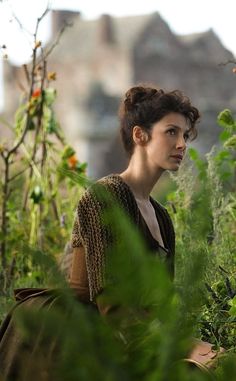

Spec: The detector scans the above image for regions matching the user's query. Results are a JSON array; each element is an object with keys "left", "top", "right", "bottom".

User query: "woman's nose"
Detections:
[{"left": 176, "top": 134, "right": 186, "bottom": 150}]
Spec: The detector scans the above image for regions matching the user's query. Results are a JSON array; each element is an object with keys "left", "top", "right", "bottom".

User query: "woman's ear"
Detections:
[{"left": 133, "top": 126, "right": 149, "bottom": 145}]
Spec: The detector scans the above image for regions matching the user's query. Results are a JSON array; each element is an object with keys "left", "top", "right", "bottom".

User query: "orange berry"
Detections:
[
  {"left": 67, "top": 155, "right": 78, "bottom": 169},
  {"left": 32, "top": 88, "right": 41, "bottom": 98}
]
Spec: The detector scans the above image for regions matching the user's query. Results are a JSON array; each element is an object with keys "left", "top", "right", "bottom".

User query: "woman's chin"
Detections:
[{"left": 168, "top": 163, "right": 182, "bottom": 171}]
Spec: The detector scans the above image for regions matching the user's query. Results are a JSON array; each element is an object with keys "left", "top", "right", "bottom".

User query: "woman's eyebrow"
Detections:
[
  {"left": 166, "top": 124, "right": 189, "bottom": 132},
  {"left": 166, "top": 124, "right": 181, "bottom": 129}
]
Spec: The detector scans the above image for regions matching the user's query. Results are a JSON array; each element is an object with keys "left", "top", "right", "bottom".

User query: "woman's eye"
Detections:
[
  {"left": 167, "top": 129, "right": 176, "bottom": 136},
  {"left": 184, "top": 133, "right": 189, "bottom": 142}
]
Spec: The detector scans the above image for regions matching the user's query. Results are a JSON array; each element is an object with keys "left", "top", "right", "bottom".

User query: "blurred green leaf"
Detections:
[
  {"left": 14, "top": 104, "right": 27, "bottom": 136},
  {"left": 44, "top": 88, "right": 57, "bottom": 106},
  {"left": 217, "top": 109, "right": 235, "bottom": 128},
  {"left": 188, "top": 147, "right": 199, "bottom": 161},
  {"left": 224, "top": 135, "right": 236, "bottom": 149},
  {"left": 229, "top": 296, "right": 236, "bottom": 317},
  {"left": 215, "top": 150, "right": 230, "bottom": 162},
  {"left": 220, "top": 129, "right": 232, "bottom": 143},
  {"left": 61, "top": 145, "right": 76, "bottom": 160}
]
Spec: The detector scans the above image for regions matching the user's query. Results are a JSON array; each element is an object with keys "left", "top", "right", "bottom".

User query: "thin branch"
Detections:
[
  {"left": 6, "top": 187, "right": 14, "bottom": 199},
  {"left": 22, "top": 59, "right": 47, "bottom": 209},
  {"left": 0, "top": 155, "right": 10, "bottom": 268},
  {"left": 40, "top": 21, "right": 73, "bottom": 63},
  {"left": 48, "top": 176, "right": 60, "bottom": 222},
  {"left": 8, "top": 159, "right": 42, "bottom": 182},
  {"left": 219, "top": 265, "right": 230, "bottom": 274},
  {"left": 6, "top": 6, "right": 53, "bottom": 159},
  {"left": 34, "top": 7, "right": 50, "bottom": 41},
  {"left": 7, "top": 15, "right": 42, "bottom": 158},
  {"left": 9, "top": 3, "right": 50, "bottom": 41},
  {"left": 23, "top": 64, "right": 30, "bottom": 85},
  {"left": 40, "top": 60, "right": 47, "bottom": 173},
  {"left": 37, "top": 7, "right": 50, "bottom": 26},
  {"left": 205, "top": 282, "right": 221, "bottom": 304},
  {"left": 54, "top": 127, "right": 66, "bottom": 146},
  {"left": 9, "top": 8, "right": 33, "bottom": 39},
  {"left": 218, "top": 59, "right": 236, "bottom": 67},
  {"left": 225, "top": 277, "right": 236, "bottom": 298}
]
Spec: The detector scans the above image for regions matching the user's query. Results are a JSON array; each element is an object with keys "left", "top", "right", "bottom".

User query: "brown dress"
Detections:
[
  {"left": 0, "top": 174, "right": 175, "bottom": 379},
  {"left": 69, "top": 174, "right": 225, "bottom": 370}
]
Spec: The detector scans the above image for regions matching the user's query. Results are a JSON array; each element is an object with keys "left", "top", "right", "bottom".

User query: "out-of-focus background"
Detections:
[{"left": 1, "top": 0, "right": 236, "bottom": 179}]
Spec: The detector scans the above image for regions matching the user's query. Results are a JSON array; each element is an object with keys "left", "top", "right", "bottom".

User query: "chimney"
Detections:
[
  {"left": 51, "top": 10, "right": 80, "bottom": 37},
  {"left": 99, "top": 14, "right": 115, "bottom": 45}
]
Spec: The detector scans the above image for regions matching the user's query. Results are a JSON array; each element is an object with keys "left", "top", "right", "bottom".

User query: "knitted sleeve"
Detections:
[
  {"left": 71, "top": 213, "right": 83, "bottom": 248},
  {"left": 71, "top": 176, "right": 138, "bottom": 302},
  {"left": 71, "top": 186, "right": 108, "bottom": 301}
]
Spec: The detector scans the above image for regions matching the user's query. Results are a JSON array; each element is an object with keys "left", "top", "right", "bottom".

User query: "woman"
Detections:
[
  {"left": 69, "top": 85, "right": 198, "bottom": 306},
  {"left": 0, "top": 86, "right": 219, "bottom": 379},
  {"left": 69, "top": 85, "right": 224, "bottom": 370}
]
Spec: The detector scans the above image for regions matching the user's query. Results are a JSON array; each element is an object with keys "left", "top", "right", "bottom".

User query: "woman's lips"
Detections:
[{"left": 170, "top": 154, "right": 183, "bottom": 160}]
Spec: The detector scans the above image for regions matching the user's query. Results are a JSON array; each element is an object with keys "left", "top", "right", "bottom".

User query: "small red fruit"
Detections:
[
  {"left": 67, "top": 155, "right": 78, "bottom": 169},
  {"left": 32, "top": 88, "right": 41, "bottom": 98}
]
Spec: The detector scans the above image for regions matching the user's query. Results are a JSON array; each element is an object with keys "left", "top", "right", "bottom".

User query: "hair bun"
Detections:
[{"left": 124, "top": 86, "right": 160, "bottom": 110}]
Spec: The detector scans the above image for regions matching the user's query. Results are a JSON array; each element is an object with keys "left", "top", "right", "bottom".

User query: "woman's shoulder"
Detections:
[
  {"left": 80, "top": 174, "right": 134, "bottom": 205},
  {"left": 78, "top": 174, "right": 138, "bottom": 221},
  {"left": 97, "top": 174, "right": 128, "bottom": 193},
  {"left": 76, "top": 175, "right": 117, "bottom": 202}
]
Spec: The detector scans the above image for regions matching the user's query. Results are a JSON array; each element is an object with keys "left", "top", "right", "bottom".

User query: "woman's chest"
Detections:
[{"left": 135, "top": 200, "right": 164, "bottom": 247}]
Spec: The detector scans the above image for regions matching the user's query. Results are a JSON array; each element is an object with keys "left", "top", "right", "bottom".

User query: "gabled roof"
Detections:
[
  {"left": 179, "top": 28, "right": 234, "bottom": 61},
  {"left": 51, "top": 13, "right": 167, "bottom": 59},
  {"left": 51, "top": 12, "right": 234, "bottom": 64}
]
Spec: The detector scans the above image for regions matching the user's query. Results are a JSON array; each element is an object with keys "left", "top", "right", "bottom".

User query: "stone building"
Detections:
[{"left": 2, "top": 11, "right": 236, "bottom": 178}]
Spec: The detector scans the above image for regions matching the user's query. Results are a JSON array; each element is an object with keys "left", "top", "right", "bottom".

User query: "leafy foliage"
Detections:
[
  {"left": 0, "top": 15, "right": 87, "bottom": 303},
  {"left": 0, "top": 11, "right": 236, "bottom": 379},
  {"left": 167, "top": 108, "right": 236, "bottom": 357}
]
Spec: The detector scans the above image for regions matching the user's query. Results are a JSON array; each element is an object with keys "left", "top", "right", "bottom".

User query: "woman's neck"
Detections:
[{"left": 120, "top": 153, "right": 164, "bottom": 201}]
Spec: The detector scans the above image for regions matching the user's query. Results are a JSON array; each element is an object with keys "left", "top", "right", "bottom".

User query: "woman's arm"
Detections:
[
  {"left": 69, "top": 247, "right": 90, "bottom": 303},
  {"left": 69, "top": 245, "right": 120, "bottom": 315}
]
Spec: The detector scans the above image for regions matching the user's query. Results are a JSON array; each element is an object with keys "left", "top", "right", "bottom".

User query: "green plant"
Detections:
[
  {"left": 166, "top": 108, "right": 236, "bottom": 356},
  {"left": 0, "top": 6, "right": 236, "bottom": 378},
  {"left": 0, "top": 8, "right": 87, "bottom": 298}
]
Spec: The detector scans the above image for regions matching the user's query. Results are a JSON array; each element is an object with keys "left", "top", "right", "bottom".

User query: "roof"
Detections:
[
  {"left": 50, "top": 12, "right": 234, "bottom": 64},
  {"left": 51, "top": 13, "right": 164, "bottom": 59},
  {"left": 179, "top": 28, "right": 234, "bottom": 61}
]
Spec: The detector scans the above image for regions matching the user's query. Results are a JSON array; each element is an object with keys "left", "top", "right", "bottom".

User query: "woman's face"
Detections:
[{"left": 144, "top": 112, "right": 190, "bottom": 172}]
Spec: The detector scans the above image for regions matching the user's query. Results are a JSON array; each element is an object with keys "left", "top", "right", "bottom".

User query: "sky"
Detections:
[{"left": 0, "top": 0, "right": 236, "bottom": 108}]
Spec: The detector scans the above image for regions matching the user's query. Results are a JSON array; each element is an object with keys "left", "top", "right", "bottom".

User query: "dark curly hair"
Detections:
[{"left": 119, "top": 85, "right": 200, "bottom": 156}]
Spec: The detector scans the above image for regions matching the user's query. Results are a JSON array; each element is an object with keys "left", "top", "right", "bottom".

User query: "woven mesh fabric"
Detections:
[{"left": 71, "top": 174, "right": 175, "bottom": 301}]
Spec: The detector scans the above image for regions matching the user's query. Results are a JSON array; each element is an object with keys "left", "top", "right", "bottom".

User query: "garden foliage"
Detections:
[
  {"left": 0, "top": 10, "right": 236, "bottom": 381},
  {"left": 0, "top": 11, "right": 87, "bottom": 310}
]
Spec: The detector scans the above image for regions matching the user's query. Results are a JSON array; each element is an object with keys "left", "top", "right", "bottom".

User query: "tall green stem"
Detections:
[{"left": 1, "top": 155, "right": 10, "bottom": 273}]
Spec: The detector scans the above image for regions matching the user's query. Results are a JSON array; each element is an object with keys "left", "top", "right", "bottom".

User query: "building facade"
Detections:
[{"left": 2, "top": 11, "right": 236, "bottom": 178}]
